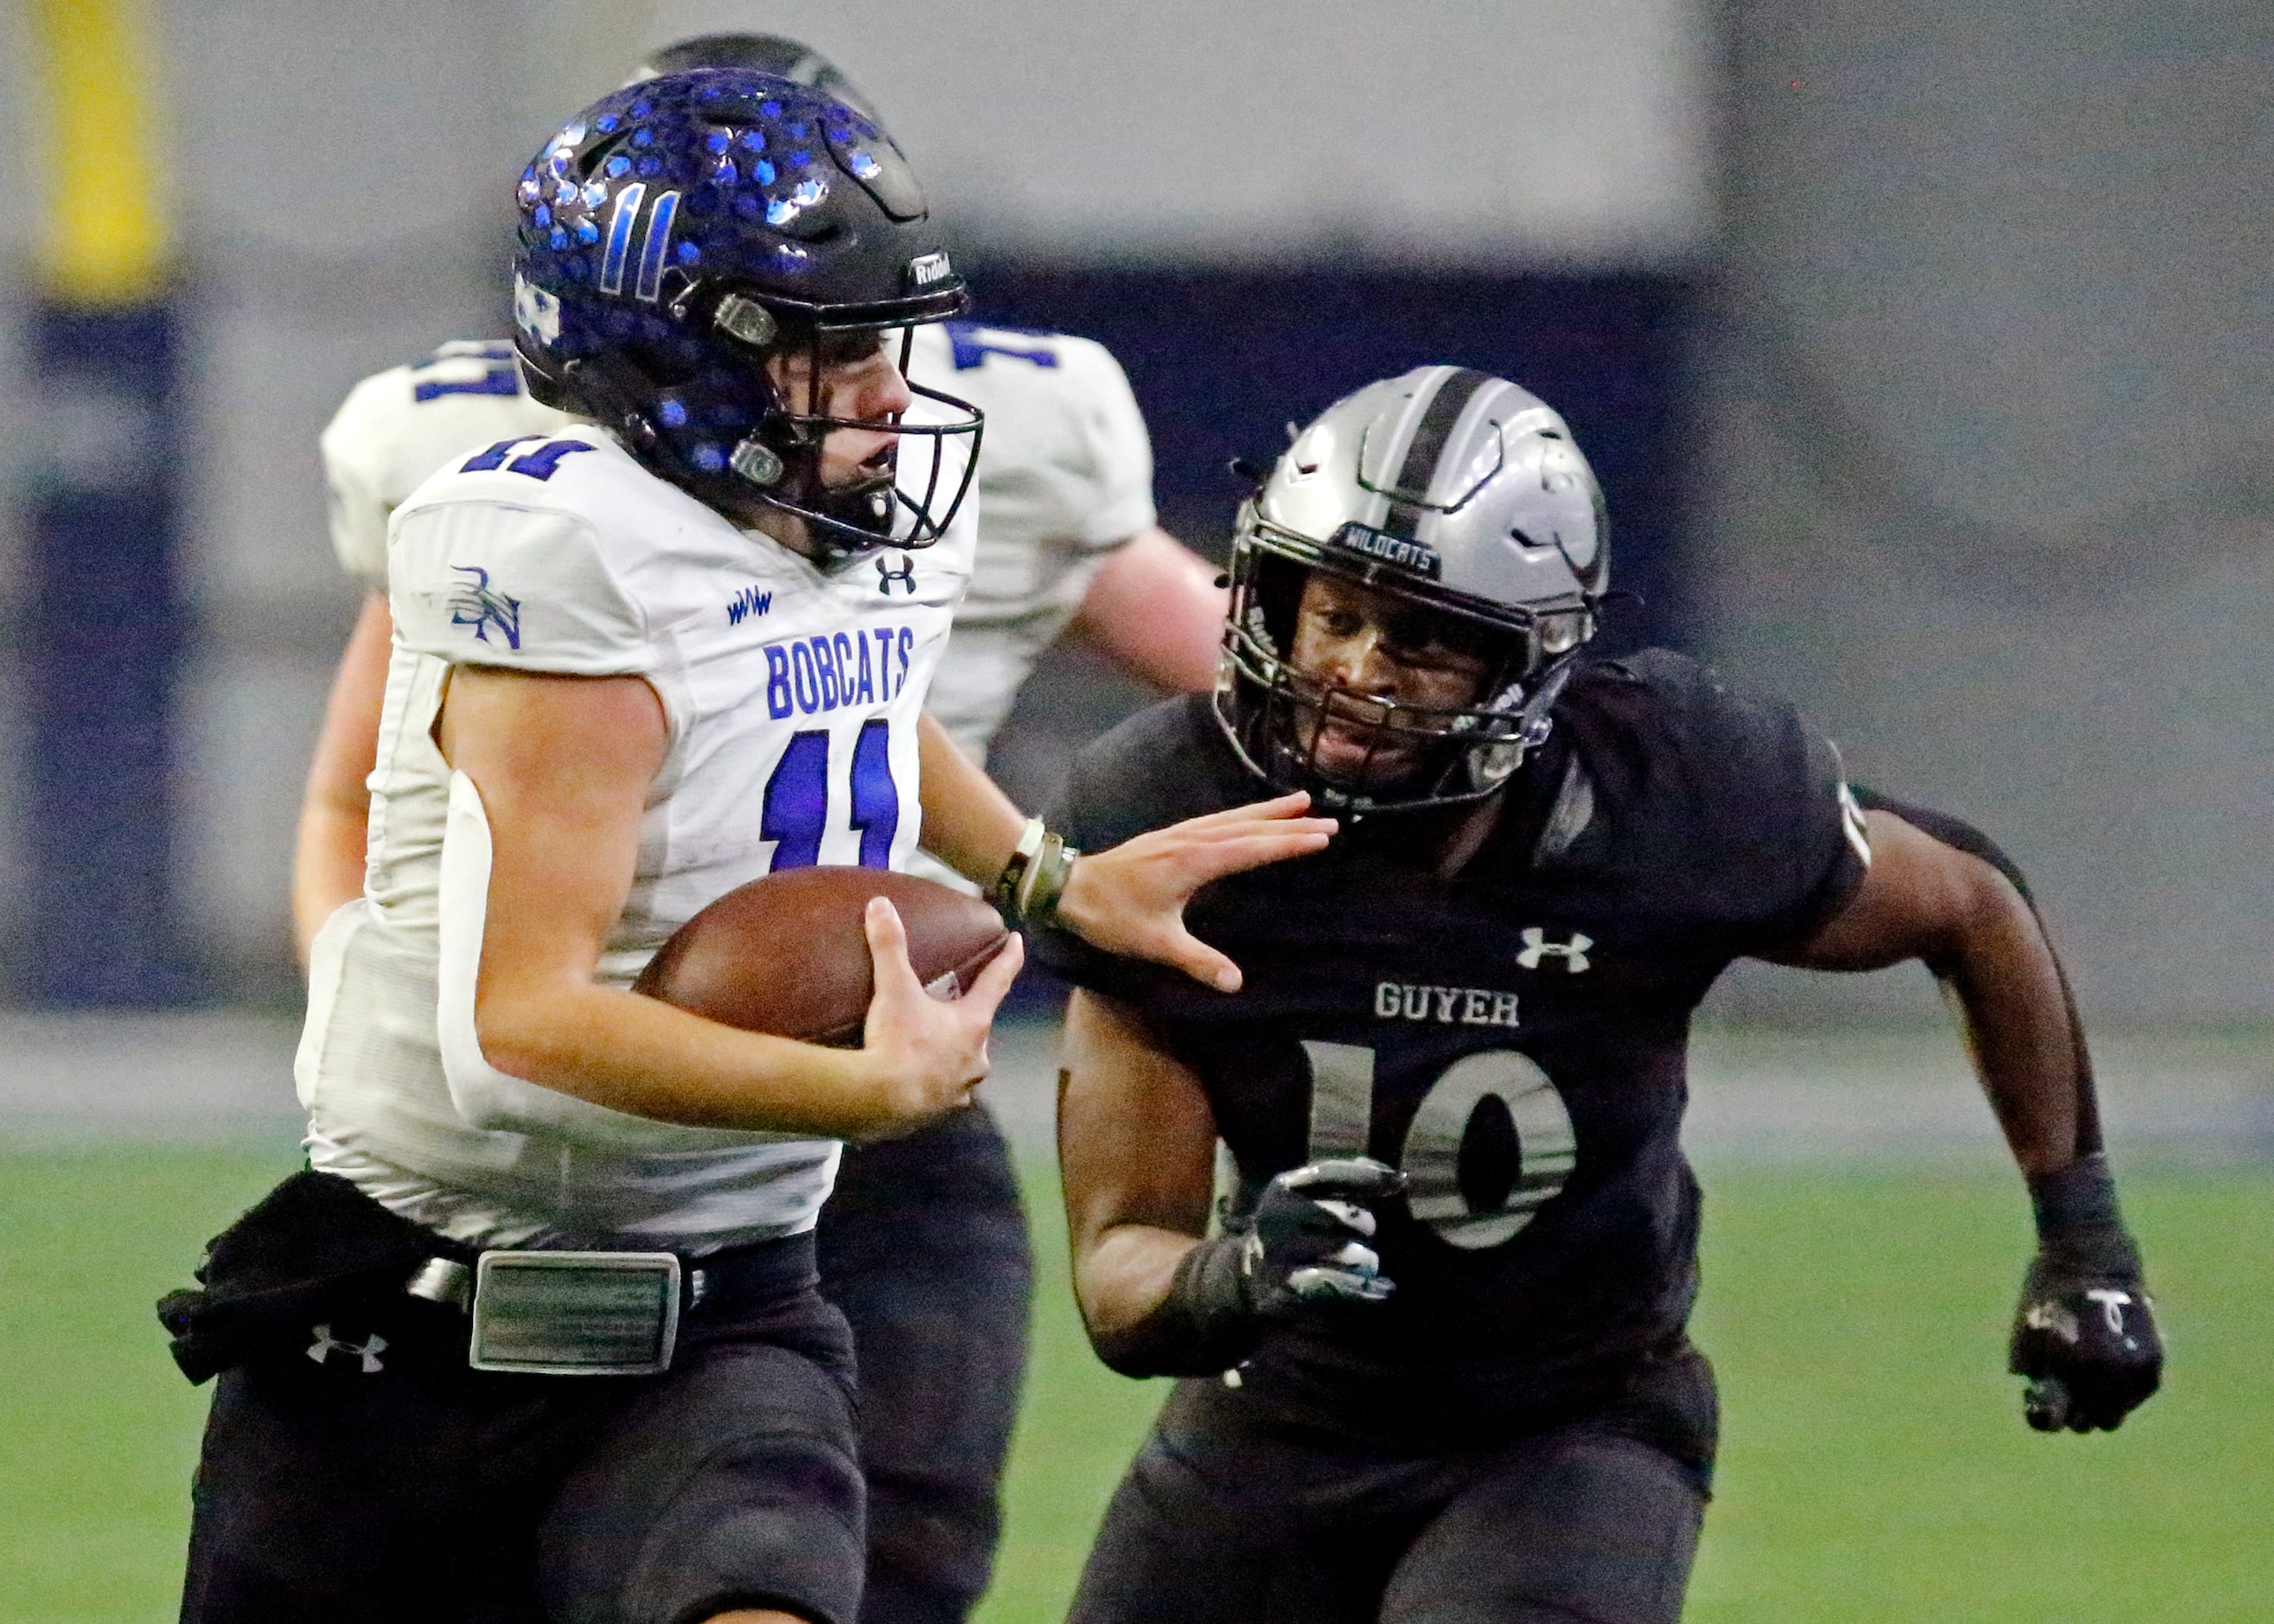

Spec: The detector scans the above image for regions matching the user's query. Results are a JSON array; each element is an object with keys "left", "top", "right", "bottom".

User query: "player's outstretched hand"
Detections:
[
  {"left": 855, "top": 896, "right": 1023, "bottom": 1139},
  {"left": 1054, "top": 791, "right": 1337, "bottom": 992},
  {"left": 1240, "top": 1157, "right": 1406, "bottom": 1315},
  {"left": 2009, "top": 1247, "right": 2163, "bottom": 1433}
]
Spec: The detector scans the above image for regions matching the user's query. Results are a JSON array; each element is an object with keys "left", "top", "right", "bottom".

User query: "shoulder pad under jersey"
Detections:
[{"left": 321, "top": 340, "right": 575, "bottom": 587}]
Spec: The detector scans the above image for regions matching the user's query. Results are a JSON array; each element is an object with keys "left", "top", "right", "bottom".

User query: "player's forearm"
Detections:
[
  {"left": 291, "top": 800, "right": 370, "bottom": 965},
  {"left": 1074, "top": 527, "right": 1227, "bottom": 694},
  {"left": 292, "top": 590, "right": 394, "bottom": 967},
  {"left": 1076, "top": 1224, "right": 1205, "bottom": 1358},
  {"left": 1928, "top": 875, "right": 2084, "bottom": 1176},
  {"left": 1782, "top": 809, "right": 2086, "bottom": 1174},
  {"left": 915, "top": 709, "right": 1026, "bottom": 886},
  {"left": 474, "top": 977, "right": 918, "bottom": 1139},
  {"left": 1060, "top": 989, "right": 1249, "bottom": 1373}
]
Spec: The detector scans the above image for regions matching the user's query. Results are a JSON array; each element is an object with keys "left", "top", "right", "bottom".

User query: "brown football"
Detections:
[{"left": 632, "top": 866, "right": 1011, "bottom": 1046}]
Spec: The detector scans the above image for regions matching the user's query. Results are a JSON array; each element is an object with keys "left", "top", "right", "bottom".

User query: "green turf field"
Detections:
[{"left": 3, "top": 1145, "right": 2267, "bottom": 1623}]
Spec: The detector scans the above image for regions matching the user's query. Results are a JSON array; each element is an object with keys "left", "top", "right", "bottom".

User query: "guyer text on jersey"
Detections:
[{"left": 1376, "top": 982, "right": 1521, "bottom": 1029}]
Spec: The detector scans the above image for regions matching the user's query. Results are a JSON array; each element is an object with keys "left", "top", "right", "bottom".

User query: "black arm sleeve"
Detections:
[{"left": 1850, "top": 786, "right": 2103, "bottom": 1158}]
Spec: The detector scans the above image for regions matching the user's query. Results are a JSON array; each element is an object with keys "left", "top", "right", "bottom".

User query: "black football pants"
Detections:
[
  {"left": 1070, "top": 1365, "right": 1708, "bottom": 1624},
  {"left": 179, "top": 1272, "right": 866, "bottom": 1624},
  {"left": 816, "top": 1107, "right": 1033, "bottom": 1624}
]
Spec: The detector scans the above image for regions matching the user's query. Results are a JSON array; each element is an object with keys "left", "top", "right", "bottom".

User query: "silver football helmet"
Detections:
[{"left": 1214, "top": 366, "right": 1608, "bottom": 812}]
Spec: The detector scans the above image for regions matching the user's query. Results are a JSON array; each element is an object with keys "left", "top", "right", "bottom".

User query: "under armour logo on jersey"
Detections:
[
  {"left": 448, "top": 565, "right": 522, "bottom": 649},
  {"left": 597, "top": 183, "right": 682, "bottom": 302},
  {"left": 307, "top": 1324, "right": 387, "bottom": 1373},
  {"left": 875, "top": 555, "right": 917, "bottom": 595},
  {"left": 1517, "top": 928, "right": 1593, "bottom": 972}
]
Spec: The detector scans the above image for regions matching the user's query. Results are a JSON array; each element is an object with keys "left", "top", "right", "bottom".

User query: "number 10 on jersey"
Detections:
[
  {"left": 762, "top": 719, "right": 899, "bottom": 872},
  {"left": 1304, "top": 1039, "right": 1577, "bottom": 1250}
]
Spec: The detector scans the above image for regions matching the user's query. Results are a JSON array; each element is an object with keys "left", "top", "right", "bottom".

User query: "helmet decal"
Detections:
[{"left": 512, "top": 272, "right": 560, "bottom": 344}]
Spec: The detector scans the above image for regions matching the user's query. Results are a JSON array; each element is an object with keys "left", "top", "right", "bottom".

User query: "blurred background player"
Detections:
[
  {"left": 171, "top": 67, "right": 1328, "bottom": 1624},
  {"left": 1040, "top": 368, "right": 2162, "bottom": 1624},
  {"left": 293, "top": 32, "right": 1225, "bottom": 1624}
]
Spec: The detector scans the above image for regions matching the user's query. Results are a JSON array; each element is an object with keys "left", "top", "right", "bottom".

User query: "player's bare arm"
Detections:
[
  {"left": 1765, "top": 804, "right": 2160, "bottom": 1432},
  {"left": 1061, "top": 987, "right": 1401, "bottom": 1377},
  {"left": 1072, "top": 525, "right": 1229, "bottom": 694},
  {"left": 291, "top": 588, "right": 393, "bottom": 963},
  {"left": 443, "top": 665, "right": 1019, "bottom": 1141},
  {"left": 1058, "top": 988, "right": 1220, "bottom": 1358},
  {"left": 913, "top": 708, "right": 1337, "bottom": 993},
  {"left": 1766, "top": 808, "right": 2080, "bottom": 1172}
]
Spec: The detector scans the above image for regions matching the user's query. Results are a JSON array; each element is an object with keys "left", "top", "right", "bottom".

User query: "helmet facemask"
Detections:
[
  {"left": 1215, "top": 515, "right": 1591, "bottom": 814},
  {"left": 699, "top": 295, "right": 981, "bottom": 559}
]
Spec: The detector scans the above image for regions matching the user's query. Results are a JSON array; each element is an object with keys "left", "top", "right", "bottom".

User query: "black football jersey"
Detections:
[{"left": 1035, "top": 649, "right": 1868, "bottom": 1442}]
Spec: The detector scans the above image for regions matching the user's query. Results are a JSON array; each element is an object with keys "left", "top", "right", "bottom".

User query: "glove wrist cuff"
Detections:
[
  {"left": 2025, "top": 1153, "right": 2123, "bottom": 1243},
  {"left": 1095, "top": 1235, "right": 1262, "bottom": 1379}
]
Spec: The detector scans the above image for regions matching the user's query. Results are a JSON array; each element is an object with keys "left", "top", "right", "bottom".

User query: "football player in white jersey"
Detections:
[
  {"left": 168, "top": 69, "right": 1325, "bottom": 1624},
  {"left": 297, "top": 36, "right": 1223, "bottom": 955},
  {"left": 291, "top": 34, "right": 1228, "bottom": 1624}
]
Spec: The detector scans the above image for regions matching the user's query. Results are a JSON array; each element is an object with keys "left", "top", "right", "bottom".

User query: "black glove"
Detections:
[
  {"left": 2009, "top": 1154, "right": 2162, "bottom": 1433},
  {"left": 1236, "top": 1157, "right": 1406, "bottom": 1315},
  {"left": 1097, "top": 1157, "right": 1404, "bottom": 1378}
]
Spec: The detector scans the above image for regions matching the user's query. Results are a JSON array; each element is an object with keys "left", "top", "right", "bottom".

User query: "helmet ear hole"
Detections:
[{"left": 714, "top": 294, "right": 778, "bottom": 348}]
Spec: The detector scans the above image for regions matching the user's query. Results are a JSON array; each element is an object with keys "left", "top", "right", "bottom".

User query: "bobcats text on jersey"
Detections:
[{"left": 298, "top": 425, "right": 975, "bottom": 1254}]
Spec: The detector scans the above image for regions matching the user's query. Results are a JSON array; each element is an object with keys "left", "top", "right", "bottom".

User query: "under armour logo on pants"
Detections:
[{"left": 307, "top": 1324, "right": 387, "bottom": 1373}]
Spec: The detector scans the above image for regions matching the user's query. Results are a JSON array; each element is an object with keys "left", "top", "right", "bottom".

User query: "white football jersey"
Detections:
[
  {"left": 321, "top": 323, "right": 1157, "bottom": 761},
  {"left": 320, "top": 342, "right": 574, "bottom": 586},
  {"left": 298, "top": 424, "right": 976, "bottom": 1251},
  {"left": 901, "top": 321, "right": 1157, "bottom": 760}
]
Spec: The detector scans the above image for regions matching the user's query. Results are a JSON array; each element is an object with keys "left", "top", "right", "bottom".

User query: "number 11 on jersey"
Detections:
[{"left": 761, "top": 719, "right": 899, "bottom": 872}]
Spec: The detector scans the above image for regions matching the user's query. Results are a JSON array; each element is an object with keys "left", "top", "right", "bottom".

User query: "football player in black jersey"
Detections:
[{"left": 1033, "top": 368, "right": 2162, "bottom": 1624}]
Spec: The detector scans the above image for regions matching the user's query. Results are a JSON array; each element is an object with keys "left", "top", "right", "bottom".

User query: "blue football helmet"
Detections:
[
  {"left": 632, "top": 32, "right": 873, "bottom": 116},
  {"left": 510, "top": 69, "right": 980, "bottom": 555}
]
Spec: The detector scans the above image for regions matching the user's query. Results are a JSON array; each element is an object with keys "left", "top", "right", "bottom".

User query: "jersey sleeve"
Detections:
[
  {"left": 388, "top": 496, "right": 655, "bottom": 677},
  {"left": 1052, "top": 336, "right": 1159, "bottom": 551},
  {"left": 319, "top": 348, "right": 578, "bottom": 591},
  {"left": 318, "top": 369, "right": 408, "bottom": 589},
  {"left": 1029, "top": 698, "right": 1230, "bottom": 1007},
  {"left": 1580, "top": 649, "right": 1869, "bottom": 956}
]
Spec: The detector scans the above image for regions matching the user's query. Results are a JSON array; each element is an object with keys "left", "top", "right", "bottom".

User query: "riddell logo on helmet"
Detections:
[{"left": 908, "top": 252, "right": 952, "bottom": 287}]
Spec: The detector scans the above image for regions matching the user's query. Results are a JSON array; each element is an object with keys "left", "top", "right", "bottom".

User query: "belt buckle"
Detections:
[{"left": 467, "top": 1250, "right": 680, "bottom": 1376}]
